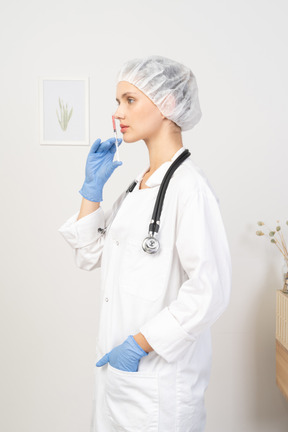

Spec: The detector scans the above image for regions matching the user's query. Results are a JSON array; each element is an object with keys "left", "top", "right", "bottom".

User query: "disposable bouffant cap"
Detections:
[{"left": 115, "top": 55, "right": 202, "bottom": 131}]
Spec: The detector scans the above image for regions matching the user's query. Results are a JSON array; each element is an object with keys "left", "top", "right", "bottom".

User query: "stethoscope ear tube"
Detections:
[
  {"left": 126, "top": 180, "right": 138, "bottom": 193},
  {"left": 149, "top": 149, "right": 191, "bottom": 235}
]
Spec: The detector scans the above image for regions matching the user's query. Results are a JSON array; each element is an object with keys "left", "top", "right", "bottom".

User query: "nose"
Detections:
[{"left": 113, "top": 105, "right": 124, "bottom": 120}]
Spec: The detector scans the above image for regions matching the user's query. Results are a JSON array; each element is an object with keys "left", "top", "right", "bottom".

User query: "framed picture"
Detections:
[{"left": 39, "top": 77, "right": 89, "bottom": 145}]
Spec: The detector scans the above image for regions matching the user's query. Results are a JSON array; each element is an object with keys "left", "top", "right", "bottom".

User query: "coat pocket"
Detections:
[
  {"left": 105, "top": 363, "right": 159, "bottom": 431},
  {"left": 119, "top": 238, "right": 172, "bottom": 301}
]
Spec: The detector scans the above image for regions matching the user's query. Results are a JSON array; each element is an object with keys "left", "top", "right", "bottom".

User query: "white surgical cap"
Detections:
[{"left": 115, "top": 55, "right": 202, "bottom": 131}]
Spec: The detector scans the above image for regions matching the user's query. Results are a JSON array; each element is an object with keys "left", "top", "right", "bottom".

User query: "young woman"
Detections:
[{"left": 58, "top": 55, "right": 232, "bottom": 432}]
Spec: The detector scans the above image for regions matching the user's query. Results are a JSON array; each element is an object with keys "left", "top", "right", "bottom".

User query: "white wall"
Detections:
[{"left": 1, "top": 0, "right": 288, "bottom": 431}]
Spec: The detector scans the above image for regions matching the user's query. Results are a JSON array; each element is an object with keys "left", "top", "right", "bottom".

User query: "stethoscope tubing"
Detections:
[{"left": 149, "top": 149, "right": 191, "bottom": 235}]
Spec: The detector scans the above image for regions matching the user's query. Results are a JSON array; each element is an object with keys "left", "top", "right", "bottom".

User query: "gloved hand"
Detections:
[
  {"left": 79, "top": 137, "right": 123, "bottom": 202},
  {"left": 96, "top": 335, "right": 148, "bottom": 372}
]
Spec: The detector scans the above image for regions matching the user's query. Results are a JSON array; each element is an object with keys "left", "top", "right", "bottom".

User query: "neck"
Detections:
[{"left": 144, "top": 125, "right": 184, "bottom": 173}]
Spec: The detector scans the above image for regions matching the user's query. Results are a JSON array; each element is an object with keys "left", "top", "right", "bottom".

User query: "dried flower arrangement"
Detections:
[{"left": 256, "top": 220, "right": 288, "bottom": 292}]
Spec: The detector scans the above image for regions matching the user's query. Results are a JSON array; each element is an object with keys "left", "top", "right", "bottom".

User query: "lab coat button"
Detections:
[
  {"left": 105, "top": 297, "right": 109, "bottom": 302},
  {"left": 115, "top": 240, "right": 119, "bottom": 246}
]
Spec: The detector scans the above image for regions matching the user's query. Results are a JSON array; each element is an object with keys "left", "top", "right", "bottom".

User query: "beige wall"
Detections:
[{"left": 1, "top": 0, "right": 288, "bottom": 430}]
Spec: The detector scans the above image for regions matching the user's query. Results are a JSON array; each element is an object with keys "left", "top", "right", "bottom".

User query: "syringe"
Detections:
[{"left": 112, "top": 115, "right": 120, "bottom": 162}]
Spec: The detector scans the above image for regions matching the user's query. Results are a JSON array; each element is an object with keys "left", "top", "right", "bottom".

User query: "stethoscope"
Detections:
[
  {"left": 127, "top": 148, "right": 191, "bottom": 254},
  {"left": 98, "top": 149, "right": 191, "bottom": 254}
]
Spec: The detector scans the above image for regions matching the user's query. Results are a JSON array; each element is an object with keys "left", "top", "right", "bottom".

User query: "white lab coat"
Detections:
[{"left": 58, "top": 147, "right": 232, "bottom": 432}]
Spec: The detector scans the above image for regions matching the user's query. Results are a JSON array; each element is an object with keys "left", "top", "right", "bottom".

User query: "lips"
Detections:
[{"left": 120, "top": 125, "right": 129, "bottom": 132}]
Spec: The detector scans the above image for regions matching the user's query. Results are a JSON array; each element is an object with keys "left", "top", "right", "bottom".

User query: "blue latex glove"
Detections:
[
  {"left": 96, "top": 335, "right": 148, "bottom": 372},
  {"left": 79, "top": 137, "right": 123, "bottom": 202}
]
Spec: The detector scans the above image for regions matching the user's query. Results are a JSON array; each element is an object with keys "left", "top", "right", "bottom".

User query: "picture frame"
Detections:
[{"left": 39, "top": 77, "right": 89, "bottom": 145}]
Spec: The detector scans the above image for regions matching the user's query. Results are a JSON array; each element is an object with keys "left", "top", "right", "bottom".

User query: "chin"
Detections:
[{"left": 122, "top": 133, "right": 141, "bottom": 143}]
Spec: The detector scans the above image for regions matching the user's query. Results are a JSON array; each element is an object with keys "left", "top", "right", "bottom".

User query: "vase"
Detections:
[{"left": 282, "top": 259, "right": 288, "bottom": 293}]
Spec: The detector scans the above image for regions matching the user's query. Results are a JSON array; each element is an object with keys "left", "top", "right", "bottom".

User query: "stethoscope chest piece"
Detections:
[{"left": 142, "top": 236, "right": 160, "bottom": 254}]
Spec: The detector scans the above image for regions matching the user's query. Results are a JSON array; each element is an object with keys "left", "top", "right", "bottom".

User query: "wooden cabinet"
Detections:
[{"left": 276, "top": 290, "right": 288, "bottom": 400}]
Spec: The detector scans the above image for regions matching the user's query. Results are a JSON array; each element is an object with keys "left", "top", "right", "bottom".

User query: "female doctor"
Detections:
[{"left": 58, "top": 55, "right": 232, "bottom": 432}]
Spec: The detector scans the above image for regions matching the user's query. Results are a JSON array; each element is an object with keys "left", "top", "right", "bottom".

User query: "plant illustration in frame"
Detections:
[
  {"left": 56, "top": 97, "right": 73, "bottom": 131},
  {"left": 39, "top": 77, "right": 89, "bottom": 145}
]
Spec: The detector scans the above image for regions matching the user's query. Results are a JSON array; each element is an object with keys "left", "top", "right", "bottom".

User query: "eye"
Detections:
[{"left": 115, "top": 97, "right": 135, "bottom": 106}]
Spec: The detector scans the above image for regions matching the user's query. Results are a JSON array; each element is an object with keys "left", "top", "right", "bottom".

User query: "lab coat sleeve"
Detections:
[
  {"left": 139, "top": 186, "right": 232, "bottom": 363},
  {"left": 58, "top": 190, "right": 127, "bottom": 271}
]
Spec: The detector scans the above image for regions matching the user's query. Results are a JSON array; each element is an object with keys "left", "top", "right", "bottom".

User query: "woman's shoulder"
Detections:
[{"left": 171, "top": 158, "right": 220, "bottom": 204}]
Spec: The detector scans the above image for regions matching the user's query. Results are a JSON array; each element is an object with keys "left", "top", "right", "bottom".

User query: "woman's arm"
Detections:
[
  {"left": 58, "top": 189, "right": 128, "bottom": 271},
  {"left": 77, "top": 197, "right": 100, "bottom": 220},
  {"left": 133, "top": 333, "right": 154, "bottom": 353}
]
